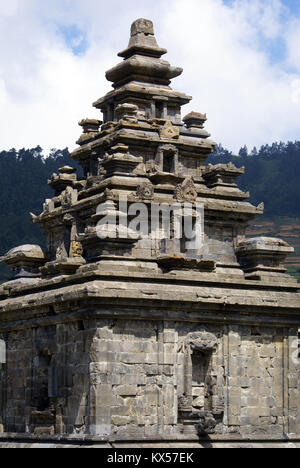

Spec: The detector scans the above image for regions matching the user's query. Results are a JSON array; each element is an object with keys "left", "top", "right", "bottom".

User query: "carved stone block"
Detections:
[
  {"left": 136, "top": 183, "right": 154, "bottom": 200},
  {"left": 174, "top": 178, "right": 197, "bottom": 201}
]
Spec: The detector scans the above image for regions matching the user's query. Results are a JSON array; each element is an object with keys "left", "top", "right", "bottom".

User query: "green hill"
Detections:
[
  {"left": 207, "top": 141, "right": 300, "bottom": 217},
  {"left": 208, "top": 141, "right": 300, "bottom": 281},
  {"left": 0, "top": 147, "right": 80, "bottom": 282}
]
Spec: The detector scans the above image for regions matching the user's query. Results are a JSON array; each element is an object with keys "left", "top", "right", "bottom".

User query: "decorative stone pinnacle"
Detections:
[
  {"left": 115, "top": 103, "right": 138, "bottom": 123},
  {"left": 117, "top": 18, "right": 167, "bottom": 60},
  {"left": 79, "top": 118, "right": 102, "bottom": 134},
  {"left": 130, "top": 18, "right": 154, "bottom": 37},
  {"left": 59, "top": 166, "right": 76, "bottom": 174},
  {"left": 48, "top": 166, "right": 77, "bottom": 195},
  {"left": 0, "top": 245, "right": 45, "bottom": 280},
  {"left": 183, "top": 112, "right": 207, "bottom": 129}
]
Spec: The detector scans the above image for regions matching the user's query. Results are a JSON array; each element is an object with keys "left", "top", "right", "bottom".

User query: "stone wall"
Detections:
[
  {"left": 225, "top": 326, "right": 299, "bottom": 436},
  {"left": 1, "top": 329, "right": 31, "bottom": 433},
  {"left": 0, "top": 316, "right": 299, "bottom": 442}
]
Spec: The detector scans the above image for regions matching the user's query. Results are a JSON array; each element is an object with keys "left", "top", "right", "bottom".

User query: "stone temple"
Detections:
[{"left": 0, "top": 19, "right": 299, "bottom": 448}]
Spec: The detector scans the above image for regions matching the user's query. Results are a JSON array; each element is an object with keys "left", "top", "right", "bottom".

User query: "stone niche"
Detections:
[
  {"left": 177, "top": 330, "right": 224, "bottom": 436},
  {"left": 0, "top": 317, "right": 299, "bottom": 446},
  {"left": 86, "top": 320, "right": 226, "bottom": 438}
]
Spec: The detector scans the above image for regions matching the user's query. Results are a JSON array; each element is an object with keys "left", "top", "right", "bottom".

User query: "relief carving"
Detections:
[
  {"left": 178, "top": 394, "right": 193, "bottom": 411},
  {"left": 160, "top": 120, "right": 180, "bottom": 139},
  {"left": 146, "top": 161, "right": 160, "bottom": 174},
  {"left": 70, "top": 241, "right": 84, "bottom": 258},
  {"left": 174, "top": 178, "right": 197, "bottom": 202},
  {"left": 136, "top": 182, "right": 154, "bottom": 200},
  {"left": 187, "top": 331, "right": 218, "bottom": 354},
  {"left": 195, "top": 411, "right": 217, "bottom": 435}
]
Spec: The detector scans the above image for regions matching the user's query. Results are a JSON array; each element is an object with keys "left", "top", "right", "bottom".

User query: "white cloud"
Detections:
[
  {"left": 0, "top": 0, "right": 299, "bottom": 154},
  {"left": 0, "top": 79, "right": 7, "bottom": 106},
  {"left": 161, "top": 0, "right": 300, "bottom": 151},
  {"left": 284, "top": 17, "right": 300, "bottom": 73},
  {"left": 0, "top": 0, "right": 19, "bottom": 17}
]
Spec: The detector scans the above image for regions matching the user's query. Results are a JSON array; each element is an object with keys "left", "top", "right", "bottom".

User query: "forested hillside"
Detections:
[
  {"left": 0, "top": 147, "right": 80, "bottom": 281},
  {"left": 207, "top": 141, "right": 300, "bottom": 217},
  {"left": 208, "top": 141, "right": 300, "bottom": 281},
  {"left": 0, "top": 141, "right": 299, "bottom": 282}
]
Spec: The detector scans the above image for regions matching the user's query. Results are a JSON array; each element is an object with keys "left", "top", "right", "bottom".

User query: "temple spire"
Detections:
[
  {"left": 118, "top": 18, "right": 167, "bottom": 59},
  {"left": 106, "top": 18, "right": 183, "bottom": 88}
]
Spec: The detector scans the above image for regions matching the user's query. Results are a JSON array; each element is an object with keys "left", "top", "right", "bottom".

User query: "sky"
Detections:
[{"left": 0, "top": 0, "right": 300, "bottom": 154}]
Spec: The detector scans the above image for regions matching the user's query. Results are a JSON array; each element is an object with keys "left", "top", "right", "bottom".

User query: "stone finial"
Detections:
[
  {"left": 115, "top": 103, "right": 138, "bottom": 123},
  {"left": 182, "top": 112, "right": 211, "bottom": 138},
  {"left": 130, "top": 18, "right": 154, "bottom": 36},
  {"left": 238, "top": 236, "right": 292, "bottom": 251},
  {"left": 236, "top": 237, "right": 296, "bottom": 283},
  {"left": 59, "top": 166, "right": 76, "bottom": 175},
  {"left": 0, "top": 245, "right": 45, "bottom": 280},
  {"left": 102, "top": 146, "right": 143, "bottom": 177},
  {"left": 1, "top": 245, "right": 45, "bottom": 263},
  {"left": 48, "top": 166, "right": 77, "bottom": 195},
  {"left": 79, "top": 119, "right": 102, "bottom": 134},
  {"left": 183, "top": 112, "right": 207, "bottom": 129},
  {"left": 203, "top": 163, "right": 245, "bottom": 188},
  {"left": 77, "top": 119, "right": 102, "bottom": 146},
  {"left": 118, "top": 18, "right": 167, "bottom": 60}
]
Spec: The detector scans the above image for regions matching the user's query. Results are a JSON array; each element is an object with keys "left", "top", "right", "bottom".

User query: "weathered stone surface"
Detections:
[{"left": 0, "top": 18, "right": 299, "bottom": 449}]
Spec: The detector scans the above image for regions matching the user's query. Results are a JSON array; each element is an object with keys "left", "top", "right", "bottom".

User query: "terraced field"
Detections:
[{"left": 247, "top": 217, "right": 300, "bottom": 282}]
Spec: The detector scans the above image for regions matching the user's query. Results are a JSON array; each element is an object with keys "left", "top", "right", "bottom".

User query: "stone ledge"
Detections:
[
  {"left": 1, "top": 266, "right": 299, "bottom": 302},
  {"left": 0, "top": 441, "right": 299, "bottom": 448},
  {"left": 0, "top": 432, "right": 299, "bottom": 443},
  {"left": 0, "top": 285, "right": 300, "bottom": 333}
]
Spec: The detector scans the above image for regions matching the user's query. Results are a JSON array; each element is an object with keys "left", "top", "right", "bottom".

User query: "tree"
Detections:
[{"left": 238, "top": 145, "right": 248, "bottom": 158}]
